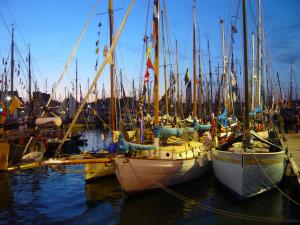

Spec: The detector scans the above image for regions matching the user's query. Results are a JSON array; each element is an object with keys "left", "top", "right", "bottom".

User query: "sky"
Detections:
[{"left": 0, "top": 0, "right": 299, "bottom": 101}]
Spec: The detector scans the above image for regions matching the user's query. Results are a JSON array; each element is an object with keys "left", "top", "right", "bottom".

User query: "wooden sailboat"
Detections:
[
  {"left": 211, "top": 0, "right": 286, "bottom": 198},
  {"left": 115, "top": 0, "right": 211, "bottom": 194}
]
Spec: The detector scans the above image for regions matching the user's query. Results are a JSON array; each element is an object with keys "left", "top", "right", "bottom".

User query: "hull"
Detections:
[
  {"left": 212, "top": 149, "right": 285, "bottom": 198},
  {"left": 115, "top": 152, "right": 210, "bottom": 193},
  {"left": 85, "top": 162, "right": 115, "bottom": 181}
]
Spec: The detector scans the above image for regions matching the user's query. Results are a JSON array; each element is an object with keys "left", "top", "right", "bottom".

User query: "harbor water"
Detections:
[{"left": 0, "top": 130, "right": 300, "bottom": 225}]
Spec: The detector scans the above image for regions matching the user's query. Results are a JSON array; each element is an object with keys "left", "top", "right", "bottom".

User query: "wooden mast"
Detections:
[
  {"left": 256, "top": 0, "right": 262, "bottom": 109},
  {"left": 153, "top": 0, "right": 159, "bottom": 127},
  {"left": 276, "top": 72, "right": 283, "bottom": 100},
  {"left": 75, "top": 59, "right": 78, "bottom": 108},
  {"left": 198, "top": 28, "right": 203, "bottom": 120},
  {"left": 176, "top": 39, "right": 181, "bottom": 117},
  {"left": 208, "top": 38, "right": 213, "bottom": 113},
  {"left": 161, "top": 10, "right": 168, "bottom": 115},
  {"left": 192, "top": 0, "right": 197, "bottom": 118},
  {"left": 109, "top": 0, "right": 115, "bottom": 132},
  {"left": 242, "top": 0, "right": 250, "bottom": 148},
  {"left": 10, "top": 25, "right": 15, "bottom": 99},
  {"left": 251, "top": 32, "right": 255, "bottom": 111},
  {"left": 220, "top": 19, "right": 227, "bottom": 110},
  {"left": 28, "top": 45, "right": 32, "bottom": 115}
]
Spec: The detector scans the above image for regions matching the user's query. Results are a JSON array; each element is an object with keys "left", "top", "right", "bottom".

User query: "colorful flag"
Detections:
[
  {"left": 184, "top": 68, "right": 190, "bottom": 85},
  {"left": 9, "top": 96, "right": 22, "bottom": 114},
  {"left": 146, "top": 58, "right": 154, "bottom": 70},
  {"left": 144, "top": 69, "right": 150, "bottom": 83}
]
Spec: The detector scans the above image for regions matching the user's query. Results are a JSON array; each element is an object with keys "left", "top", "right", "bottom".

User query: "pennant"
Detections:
[
  {"left": 95, "top": 47, "right": 99, "bottom": 54},
  {"left": 9, "top": 96, "right": 22, "bottom": 114},
  {"left": 98, "top": 22, "right": 102, "bottom": 27},
  {"left": 146, "top": 58, "right": 154, "bottom": 70},
  {"left": 230, "top": 71, "right": 237, "bottom": 86},
  {"left": 96, "top": 40, "right": 99, "bottom": 46},
  {"left": 184, "top": 68, "right": 190, "bottom": 85},
  {"left": 146, "top": 45, "right": 151, "bottom": 59},
  {"left": 231, "top": 25, "right": 237, "bottom": 34},
  {"left": 144, "top": 69, "right": 150, "bottom": 83}
]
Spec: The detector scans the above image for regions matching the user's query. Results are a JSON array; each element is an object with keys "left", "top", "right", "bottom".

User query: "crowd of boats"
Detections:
[{"left": 0, "top": 0, "right": 299, "bottom": 203}]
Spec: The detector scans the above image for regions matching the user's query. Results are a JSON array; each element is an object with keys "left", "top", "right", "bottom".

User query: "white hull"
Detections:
[
  {"left": 85, "top": 162, "right": 115, "bottom": 181},
  {"left": 212, "top": 149, "right": 285, "bottom": 198},
  {"left": 115, "top": 152, "right": 210, "bottom": 193}
]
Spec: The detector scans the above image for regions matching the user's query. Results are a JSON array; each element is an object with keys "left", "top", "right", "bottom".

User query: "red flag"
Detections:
[
  {"left": 147, "top": 58, "right": 154, "bottom": 70},
  {"left": 144, "top": 69, "right": 150, "bottom": 83}
]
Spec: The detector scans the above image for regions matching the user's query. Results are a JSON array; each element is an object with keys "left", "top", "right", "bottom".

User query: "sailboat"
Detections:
[
  {"left": 115, "top": 0, "right": 211, "bottom": 194},
  {"left": 211, "top": 0, "right": 286, "bottom": 198}
]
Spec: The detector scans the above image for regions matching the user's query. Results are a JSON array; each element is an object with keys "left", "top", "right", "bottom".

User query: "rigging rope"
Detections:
[{"left": 58, "top": 0, "right": 136, "bottom": 151}]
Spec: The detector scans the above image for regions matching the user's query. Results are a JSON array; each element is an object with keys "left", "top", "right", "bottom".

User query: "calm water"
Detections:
[{"left": 0, "top": 130, "right": 300, "bottom": 225}]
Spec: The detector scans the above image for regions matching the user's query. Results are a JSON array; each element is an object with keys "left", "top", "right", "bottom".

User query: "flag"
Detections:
[
  {"left": 230, "top": 71, "right": 237, "bottom": 86},
  {"left": 146, "top": 45, "right": 151, "bottom": 59},
  {"left": 184, "top": 68, "right": 190, "bottom": 85},
  {"left": 9, "top": 96, "right": 22, "bottom": 114},
  {"left": 146, "top": 58, "right": 154, "bottom": 70},
  {"left": 144, "top": 69, "right": 150, "bottom": 83},
  {"left": 231, "top": 25, "right": 237, "bottom": 33}
]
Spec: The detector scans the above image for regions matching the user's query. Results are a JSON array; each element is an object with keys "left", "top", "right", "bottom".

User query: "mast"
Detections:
[
  {"left": 242, "top": 0, "right": 250, "bottom": 147},
  {"left": 192, "top": 0, "right": 197, "bottom": 118},
  {"left": 208, "top": 38, "right": 213, "bottom": 113},
  {"left": 251, "top": 32, "right": 255, "bottom": 111},
  {"left": 28, "top": 45, "right": 32, "bottom": 114},
  {"left": 290, "top": 64, "right": 293, "bottom": 101},
  {"left": 176, "top": 39, "right": 181, "bottom": 117},
  {"left": 276, "top": 72, "right": 283, "bottom": 100},
  {"left": 198, "top": 28, "right": 202, "bottom": 120},
  {"left": 256, "top": 0, "right": 262, "bottom": 109},
  {"left": 75, "top": 59, "right": 78, "bottom": 108},
  {"left": 220, "top": 19, "right": 227, "bottom": 110},
  {"left": 109, "top": 0, "right": 115, "bottom": 131},
  {"left": 161, "top": 10, "right": 168, "bottom": 115},
  {"left": 10, "top": 25, "right": 15, "bottom": 98},
  {"left": 153, "top": 0, "right": 159, "bottom": 127}
]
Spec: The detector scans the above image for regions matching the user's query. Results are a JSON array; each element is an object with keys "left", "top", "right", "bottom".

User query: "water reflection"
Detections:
[{"left": 0, "top": 173, "right": 13, "bottom": 209}]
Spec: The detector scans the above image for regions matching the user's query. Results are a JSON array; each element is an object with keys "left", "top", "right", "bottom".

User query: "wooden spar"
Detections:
[
  {"left": 76, "top": 59, "right": 78, "bottom": 109},
  {"left": 22, "top": 0, "right": 100, "bottom": 155},
  {"left": 0, "top": 143, "right": 9, "bottom": 171},
  {"left": 10, "top": 25, "right": 14, "bottom": 99},
  {"left": 153, "top": 0, "right": 160, "bottom": 126},
  {"left": 197, "top": 27, "right": 203, "bottom": 120},
  {"left": 208, "top": 38, "right": 213, "bottom": 113},
  {"left": 256, "top": 0, "right": 262, "bottom": 108},
  {"left": 7, "top": 157, "right": 113, "bottom": 171},
  {"left": 276, "top": 72, "right": 283, "bottom": 100},
  {"left": 242, "top": 0, "right": 250, "bottom": 148},
  {"left": 28, "top": 44, "right": 32, "bottom": 115},
  {"left": 220, "top": 19, "right": 227, "bottom": 110},
  {"left": 109, "top": 0, "right": 116, "bottom": 132},
  {"left": 192, "top": 0, "right": 197, "bottom": 118},
  {"left": 176, "top": 39, "right": 181, "bottom": 117},
  {"left": 161, "top": 10, "right": 168, "bottom": 115},
  {"left": 58, "top": 0, "right": 136, "bottom": 150},
  {"left": 251, "top": 32, "right": 255, "bottom": 111}
]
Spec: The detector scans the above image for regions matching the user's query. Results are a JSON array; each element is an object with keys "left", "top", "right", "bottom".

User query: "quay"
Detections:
[{"left": 286, "top": 133, "right": 300, "bottom": 185}]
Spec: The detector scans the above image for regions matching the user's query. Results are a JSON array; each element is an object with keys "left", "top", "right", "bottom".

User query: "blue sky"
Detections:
[{"left": 0, "top": 0, "right": 299, "bottom": 101}]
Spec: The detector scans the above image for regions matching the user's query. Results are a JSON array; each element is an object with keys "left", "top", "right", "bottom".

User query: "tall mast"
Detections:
[
  {"left": 11, "top": 25, "right": 15, "bottom": 98},
  {"left": 242, "top": 0, "right": 250, "bottom": 147},
  {"left": 192, "top": 0, "right": 197, "bottom": 118},
  {"left": 251, "top": 32, "right": 255, "bottom": 111},
  {"left": 220, "top": 19, "right": 227, "bottom": 109},
  {"left": 161, "top": 10, "right": 168, "bottom": 115},
  {"left": 198, "top": 28, "right": 202, "bottom": 120},
  {"left": 256, "top": 0, "right": 262, "bottom": 109},
  {"left": 28, "top": 45, "right": 32, "bottom": 114},
  {"left": 290, "top": 64, "right": 293, "bottom": 101},
  {"left": 153, "top": 0, "right": 160, "bottom": 126},
  {"left": 176, "top": 39, "right": 181, "bottom": 117},
  {"left": 109, "top": 0, "right": 115, "bottom": 131},
  {"left": 75, "top": 59, "right": 78, "bottom": 108},
  {"left": 208, "top": 38, "right": 213, "bottom": 112},
  {"left": 276, "top": 72, "right": 283, "bottom": 100}
]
